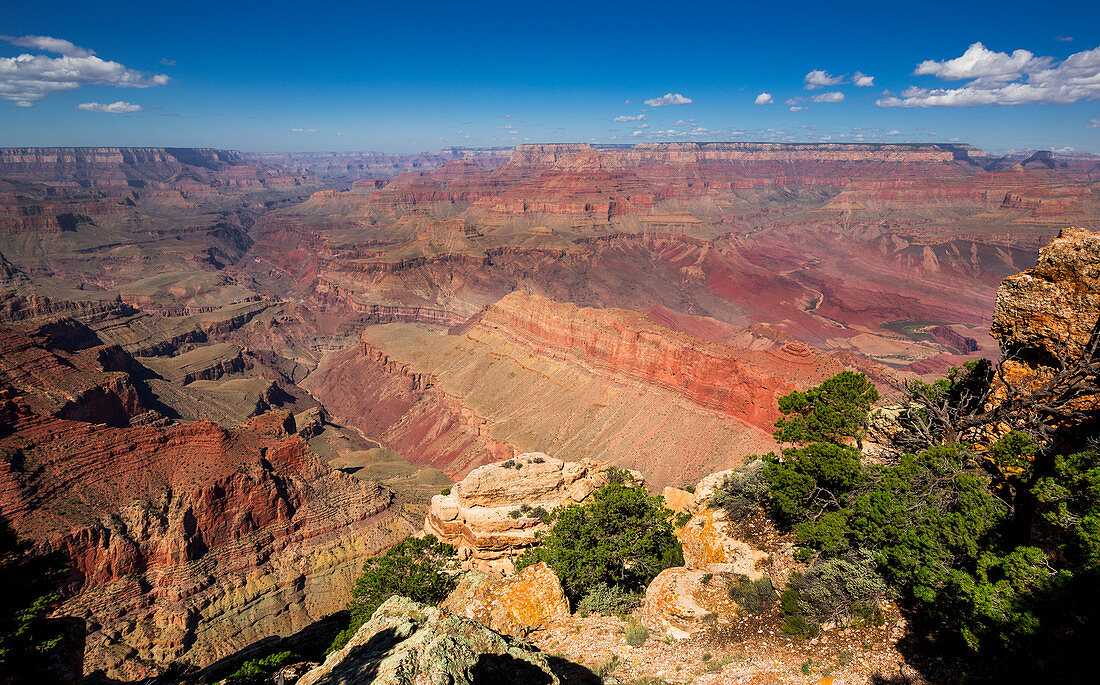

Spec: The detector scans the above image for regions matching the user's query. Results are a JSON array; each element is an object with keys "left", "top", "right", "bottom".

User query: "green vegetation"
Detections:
[
  {"left": 623, "top": 618, "right": 649, "bottom": 647},
  {"left": 516, "top": 482, "right": 683, "bottom": 601},
  {"left": 772, "top": 370, "right": 878, "bottom": 447},
  {"left": 0, "top": 515, "right": 68, "bottom": 683},
  {"left": 329, "top": 535, "right": 457, "bottom": 653},
  {"left": 576, "top": 583, "right": 641, "bottom": 617},
  {"left": 714, "top": 367, "right": 1100, "bottom": 679},
  {"left": 726, "top": 575, "right": 776, "bottom": 615},
  {"left": 225, "top": 651, "right": 298, "bottom": 685}
]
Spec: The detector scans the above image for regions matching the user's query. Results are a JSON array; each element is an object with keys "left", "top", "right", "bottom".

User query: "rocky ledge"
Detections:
[
  {"left": 424, "top": 452, "right": 641, "bottom": 575},
  {"left": 297, "top": 596, "right": 560, "bottom": 685}
]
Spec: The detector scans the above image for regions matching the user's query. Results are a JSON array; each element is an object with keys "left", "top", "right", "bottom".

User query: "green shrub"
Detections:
[
  {"left": 516, "top": 483, "right": 683, "bottom": 599},
  {"left": 329, "top": 535, "right": 457, "bottom": 652},
  {"left": 226, "top": 651, "right": 298, "bottom": 685},
  {"left": 712, "top": 461, "right": 769, "bottom": 519},
  {"left": 576, "top": 583, "right": 641, "bottom": 616},
  {"left": 790, "top": 553, "right": 886, "bottom": 627},
  {"left": 773, "top": 370, "right": 878, "bottom": 447},
  {"left": 727, "top": 575, "right": 776, "bottom": 614},
  {"left": 623, "top": 619, "right": 649, "bottom": 647},
  {"left": 440, "top": 487, "right": 451, "bottom": 496}
]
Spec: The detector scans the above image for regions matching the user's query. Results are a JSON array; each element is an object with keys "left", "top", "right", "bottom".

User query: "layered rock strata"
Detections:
[
  {"left": 0, "top": 405, "right": 417, "bottom": 680},
  {"left": 423, "top": 453, "right": 640, "bottom": 575}
]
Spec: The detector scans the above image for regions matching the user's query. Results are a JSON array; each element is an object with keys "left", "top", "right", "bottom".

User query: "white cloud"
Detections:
[
  {"left": 76, "top": 100, "right": 141, "bottom": 113},
  {"left": 880, "top": 44, "right": 1100, "bottom": 107},
  {"left": 638, "top": 123, "right": 649, "bottom": 128},
  {"left": 754, "top": 92, "right": 773, "bottom": 105},
  {"left": 0, "top": 36, "right": 169, "bottom": 106},
  {"left": 1056, "top": 36, "right": 1074, "bottom": 42},
  {"left": 804, "top": 69, "right": 844, "bottom": 89},
  {"left": 644, "top": 92, "right": 692, "bottom": 106},
  {"left": 811, "top": 91, "right": 845, "bottom": 103},
  {"left": 159, "top": 58, "right": 177, "bottom": 66},
  {"left": 1088, "top": 119, "right": 1100, "bottom": 128},
  {"left": 0, "top": 34, "right": 92, "bottom": 57},
  {"left": 673, "top": 119, "right": 686, "bottom": 125},
  {"left": 790, "top": 106, "right": 807, "bottom": 112},
  {"left": 853, "top": 71, "right": 875, "bottom": 87},
  {"left": 913, "top": 42, "right": 1052, "bottom": 82},
  {"left": 613, "top": 114, "right": 646, "bottom": 122},
  {"left": 291, "top": 128, "right": 319, "bottom": 133},
  {"left": 887, "top": 129, "right": 902, "bottom": 135}
]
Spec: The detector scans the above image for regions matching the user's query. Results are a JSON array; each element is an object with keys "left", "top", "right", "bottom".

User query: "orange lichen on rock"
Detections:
[{"left": 440, "top": 561, "right": 571, "bottom": 636}]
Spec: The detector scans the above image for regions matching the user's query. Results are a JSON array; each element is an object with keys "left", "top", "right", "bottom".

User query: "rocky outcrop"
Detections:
[
  {"left": 640, "top": 568, "right": 738, "bottom": 640},
  {"left": 297, "top": 596, "right": 559, "bottom": 685},
  {"left": 423, "top": 453, "right": 639, "bottom": 575},
  {"left": 677, "top": 508, "right": 769, "bottom": 576},
  {"left": 0, "top": 405, "right": 417, "bottom": 681},
  {"left": 440, "top": 562, "right": 571, "bottom": 637},
  {"left": 986, "top": 226, "right": 1100, "bottom": 441},
  {"left": 992, "top": 226, "right": 1100, "bottom": 365}
]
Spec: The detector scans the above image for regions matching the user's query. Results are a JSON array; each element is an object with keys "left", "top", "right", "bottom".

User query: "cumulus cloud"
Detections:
[
  {"left": 76, "top": 100, "right": 141, "bottom": 113},
  {"left": 811, "top": 91, "right": 845, "bottom": 103},
  {"left": 0, "top": 34, "right": 92, "bottom": 57},
  {"left": 804, "top": 69, "right": 844, "bottom": 89},
  {"left": 887, "top": 129, "right": 902, "bottom": 135},
  {"left": 0, "top": 35, "right": 169, "bottom": 106},
  {"left": 913, "top": 42, "right": 1052, "bottom": 83},
  {"left": 790, "top": 106, "right": 807, "bottom": 112},
  {"left": 1088, "top": 119, "right": 1100, "bottom": 128},
  {"left": 754, "top": 92, "right": 773, "bottom": 105},
  {"left": 613, "top": 113, "right": 646, "bottom": 121},
  {"left": 879, "top": 44, "right": 1100, "bottom": 107},
  {"left": 853, "top": 71, "right": 875, "bottom": 87},
  {"left": 644, "top": 92, "right": 692, "bottom": 106}
]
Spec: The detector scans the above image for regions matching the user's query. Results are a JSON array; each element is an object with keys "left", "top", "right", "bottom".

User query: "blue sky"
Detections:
[{"left": 2, "top": 0, "right": 1099, "bottom": 153}]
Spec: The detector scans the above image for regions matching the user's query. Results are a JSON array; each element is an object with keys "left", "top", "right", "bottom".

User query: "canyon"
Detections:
[{"left": 0, "top": 143, "right": 1098, "bottom": 680}]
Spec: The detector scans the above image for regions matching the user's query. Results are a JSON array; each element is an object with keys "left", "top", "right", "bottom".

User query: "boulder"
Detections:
[
  {"left": 441, "top": 562, "right": 570, "bottom": 637},
  {"left": 640, "top": 568, "right": 738, "bottom": 640},
  {"left": 661, "top": 486, "right": 698, "bottom": 515},
  {"left": 424, "top": 452, "right": 642, "bottom": 575},
  {"left": 297, "top": 596, "right": 559, "bottom": 685},
  {"left": 677, "top": 508, "right": 769, "bottom": 576}
]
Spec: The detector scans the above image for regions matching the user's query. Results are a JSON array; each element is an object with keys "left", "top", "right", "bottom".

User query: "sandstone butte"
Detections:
[
  {"left": 1, "top": 393, "right": 417, "bottom": 679},
  {"left": 423, "top": 452, "right": 640, "bottom": 575}
]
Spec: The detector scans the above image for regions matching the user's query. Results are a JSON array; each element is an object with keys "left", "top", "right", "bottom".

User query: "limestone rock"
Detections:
[
  {"left": 640, "top": 568, "right": 739, "bottom": 640},
  {"left": 677, "top": 508, "right": 769, "bottom": 576},
  {"left": 297, "top": 596, "right": 559, "bottom": 685},
  {"left": 988, "top": 226, "right": 1100, "bottom": 438},
  {"left": 992, "top": 226, "right": 1100, "bottom": 364},
  {"left": 661, "top": 486, "right": 697, "bottom": 515},
  {"left": 424, "top": 453, "right": 641, "bottom": 575},
  {"left": 440, "top": 562, "right": 570, "bottom": 637}
]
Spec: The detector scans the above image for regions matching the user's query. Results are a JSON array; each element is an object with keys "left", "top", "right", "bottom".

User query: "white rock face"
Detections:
[{"left": 424, "top": 452, "right": 642, "bottom": 576}]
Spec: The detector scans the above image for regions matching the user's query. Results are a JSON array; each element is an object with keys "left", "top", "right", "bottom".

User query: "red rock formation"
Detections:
[
  {"left": 0, "top": 403, "right": 415, "bottom": 680},
  {"left": 476, "top": 292, "right": 842, "bottom": 430}
]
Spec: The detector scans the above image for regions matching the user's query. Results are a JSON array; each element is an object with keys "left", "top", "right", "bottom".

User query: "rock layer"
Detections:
[
  {"left": 0, "top": 403, "right": 417, "bottom": 680},
  {"left": 423, "top": 453, "right": 637, "bottom": 575}
]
